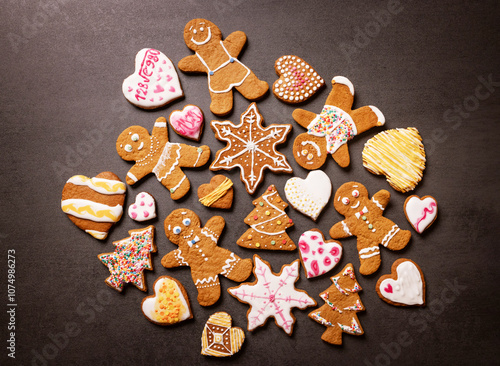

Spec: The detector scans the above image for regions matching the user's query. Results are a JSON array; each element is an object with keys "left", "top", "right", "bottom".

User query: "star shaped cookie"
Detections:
[
  {"left": 228, "top": 255, "right": 316, "bottom": 335},
  {"left": 210, "top": 103, "right": 292, "bottom": 194}
]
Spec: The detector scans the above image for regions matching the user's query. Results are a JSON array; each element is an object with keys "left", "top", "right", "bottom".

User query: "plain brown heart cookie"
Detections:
[
  {"left": 198, "top": 175, "right": 233, "bottom": 209},
  {"left": 61, "top": 172, "right": 126, "bottom": 240}
]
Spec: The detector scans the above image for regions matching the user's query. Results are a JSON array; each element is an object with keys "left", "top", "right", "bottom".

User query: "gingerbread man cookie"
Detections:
[
  {"left": 116, "top": 117, "right": 210, "bottom": 200},
  {"left": 161, "top": 209, "right": 253, "bottom": 306},
  {"left": 292, "top": 76, "right": 385, "bottom": 169},
  {"left": 329, "top": 182, "right": 411, "bottom": 275},
  {"left": 178, "top": 19, "right": 269, "bottom": 116}
]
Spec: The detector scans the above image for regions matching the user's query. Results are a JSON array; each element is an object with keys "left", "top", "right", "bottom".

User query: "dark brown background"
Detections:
[{"left": 1, "top": 0, "right": 499, "bottom": 365}]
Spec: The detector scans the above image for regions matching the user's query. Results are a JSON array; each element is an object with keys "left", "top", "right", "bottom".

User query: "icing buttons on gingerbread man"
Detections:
[
  {"left": 329, "top": 182, "right": 411, "bottom": 275},
  {"left": 178, "top": 19, "right": 269, "bottom": 116},
  {"left": 161, "top": 209, "right": 253, "bottom": 306},
  {"left": 116, "top": 117, "right": 211, "bottom": 200}
]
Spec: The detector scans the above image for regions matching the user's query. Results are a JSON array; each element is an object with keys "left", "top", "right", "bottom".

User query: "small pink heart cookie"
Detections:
[
  {"left": 404, "top": 195, "right": 438, "bottom": 233},
  {"left": 169, "top": 105, "right": 204, "bottom": 141},
  {"left": 128, "top": 192, "right": 156, "bottom": 222},
  {"left": 298, "top": 229, "right": 342, "bottom": 278},
  {"left": 376, "top": 258, "right": 425, "bottom": 307}
]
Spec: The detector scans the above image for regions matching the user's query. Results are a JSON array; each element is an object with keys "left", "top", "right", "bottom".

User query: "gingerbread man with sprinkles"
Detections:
[
  {"left": 329, "top": 182, "right": 411, "bottom": 275},
  {"left": 161, "top": 209, "right": 253, "bottom": 306}
]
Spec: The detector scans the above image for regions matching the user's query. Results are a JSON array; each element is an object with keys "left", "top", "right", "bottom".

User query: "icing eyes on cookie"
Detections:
[
  {"left": 193, "top": 29, "right": 197, "bottom": 34},
  {"left": 124, "top": 144, "right": 133, "bottom": 152},
  {"left": 352, "top": 190, "right": 359, "bottom": 198},
  {"left": 131, "top": 133, "right": 140, "bottom": 142},
  {"left": 173, "top": 226, "right": 181, "bottom": 235},
  {"left": 342, "top": 197, "right": 350, "bottom": 205},
  {"left": 182, "top": 218, "right": 191, "bottom": 226},
  {"left": 301, "top": 149, "right": 308, "bottom": 156}
]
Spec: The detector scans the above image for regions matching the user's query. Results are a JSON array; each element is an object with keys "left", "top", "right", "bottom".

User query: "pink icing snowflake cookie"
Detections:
[
  {"left": 128, "top": 192, "right": 156, "bottom": 222},
  {"left": 122, "top": 48, "right": 184, "bottom": 110},
  {"left": 404, "top": 195, "right": 438, "bottom": 233},
  {"left": 298, "top": 229, "right": 343, "bottom": 279},
  {"left": 169, "top": 104, "right": 204, "bottom": 141},
  {"left": 228, "top": 255, "right": 316, "bottom": 336}
]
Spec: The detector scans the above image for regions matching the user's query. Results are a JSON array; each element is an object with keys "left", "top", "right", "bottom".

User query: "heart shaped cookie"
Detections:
[
  {"left": 169, "top": 104, "right": 204, "bottom": 141},
  {"left": 298, "top": 229, "right": 343, "bottom": 278},
  {"left": 284, "top": 170, "right": 332, "bottom": 221},
  {"left": 198, "top": 175, "right": 233, "bottom": 209},
  {"left": 362, "top": 128, "right": 426, "bottom": 193},
  {"left": 141, "top": 276, "right": 192, "bottom": 325},
  {"left": 61, "top": 172, "right": 126, "bottom": 240},
  {"left": 273, "top": 55, "right": 325, "bottom": 103},
  {"left": 122, "top": 48, "right": 183, "bottom": 110},
  {"left": 376, "top": 259, "right": 425, "bottom": 306},
  {"left": 128, "top": 192, "right": 156, "bottom": 222},
  {"left": 201, "top": 312, "right": 245, "bottom": 357},
  {"left": 404, "top": 195, "right": 438, "bottom": 233}
]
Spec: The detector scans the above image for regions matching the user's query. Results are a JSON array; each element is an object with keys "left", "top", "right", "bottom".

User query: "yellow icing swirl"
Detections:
[{"left": 199, "top": 178, "right": 233, "bottom": 207}]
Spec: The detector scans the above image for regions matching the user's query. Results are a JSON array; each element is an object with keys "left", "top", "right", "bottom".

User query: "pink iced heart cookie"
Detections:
[
  {"left": 128, "top": 192, "right": 156, "bottom": 222},
  {"left": 169, "top": 104, "right": 204, "bottom": 141},
  {"left": 376, "top": 259, "right": 425, "bottom": 307},
  {"left": 298, "top": 229, "right": 343, "bottom": 278},
  {"left": 404, "top": 195, "right": 438, "bottom": 233},
  {"left": 122, "top": 48, "right": 184, "bottom": 110}
]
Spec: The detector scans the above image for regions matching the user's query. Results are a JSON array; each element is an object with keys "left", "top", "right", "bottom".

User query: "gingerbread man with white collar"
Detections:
[
  {"left": 329, "top": 182, "right": 411, "bottom": 275},
  {"left": 161, "top": 209, "right": 253, "bottom": 306}
]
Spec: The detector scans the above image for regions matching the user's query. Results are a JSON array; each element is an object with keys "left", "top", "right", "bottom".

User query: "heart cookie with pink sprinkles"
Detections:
[
  {"left": 298, "top": 229, "right": 343, "bottom": 278},
  {"left": 128, "top": 192, "right": 156, "bottom": 222}
]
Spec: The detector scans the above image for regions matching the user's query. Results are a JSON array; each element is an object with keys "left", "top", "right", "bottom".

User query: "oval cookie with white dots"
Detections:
[{"left": 273, "top": 55, "right": 325, "bottom": 104}]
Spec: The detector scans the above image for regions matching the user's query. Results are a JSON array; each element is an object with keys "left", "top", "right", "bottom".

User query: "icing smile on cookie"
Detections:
[
  {"left": 350, "top": 201, "right": 360, "bottom": 209},
  {"left": 190, "top": 26, "right": 211, "bottom": 45}
]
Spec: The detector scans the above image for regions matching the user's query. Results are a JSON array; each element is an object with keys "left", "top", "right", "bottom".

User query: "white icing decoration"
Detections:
[
  {"left": 249, "top": 189, "right": 286, "bottom": 235},
  {"left": 301, "top": 140, "right": 321, "bottom": 156},
  {"left": 61, "top": 199, "right": 123, "bottom": 222},
  {"left": 298, "top": 231, "right": 342, "bottom": 278},
  {"left": 153, "top": 142, "right": 181, "bottom": 181},
  {"left": 379, "top": 261, "right": 424, "bottom": 305},
  {"left": 368, "top": 105, "right": 385, "bottom": 125},
  {"left": 381, "top": 225, "right": 400, "bottom": 247},
  {"left": 127, "top": 172, "right": 138, "bottom": 183},
  {"left": 284, "top": 170, "right": 332, "bottom": 220},
  {"left": 405, "top": 196, "right": 438, "bottom": 233},
  {"left": 191, "top": 26, "right": 212, "bottom": 45},
  {"left": 85, "top": 230, "right": 108, "bottom": 240},
  {"left": 333, "top": 76, "right": 354, "bottom": 95},
  {"left": 66, "top": 175, "right": 125, "bottom": 195},
  {"left": 128, "top": 192, "right": 156, "bottom": 222},
  {"left": 141, "top": 277, "right": 191, "bottom": 322}
]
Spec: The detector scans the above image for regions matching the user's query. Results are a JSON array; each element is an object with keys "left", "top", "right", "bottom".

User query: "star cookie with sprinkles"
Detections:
[
  {"left": 98, "top": 225, "right": 156, "bottom": 292},
  {"left": 210, "top": 103, "right": 293, "bottom": 194},
  {"left": 228, "top": 255, "right": 316, "bottom": 335}
]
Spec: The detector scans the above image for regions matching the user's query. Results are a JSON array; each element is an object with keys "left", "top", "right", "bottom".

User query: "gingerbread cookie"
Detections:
[
  {"left": 98, "top": 226, "right": 156, "bottom": 292},
  {"left": 141, "top": 276, "right": 193, "bottom": 325},
  {"left": 228, "top": 255, "right": 316, "bottom": 336},
  {"left": 122, "top": 48, "right": 183, "bottom": 110},
  {"left": 329, "top": 182, "right": 411, "bottom": 275},
  {"left": 116, "top": 117, "right": 210, "bottom": 200},
  {"left": 210, "top": 103, "right": 292, "bottom": 194},
  {"left": 362, "top": 128, "right": 426, "bottom": 192},
  {"left": 404, "top": 195, "right": 438, "bottom": 233},
  {"left": 376, "top": 259, "right": 425, "bottom": 306},
  {"left": 161, "top": 209, "right": 253, "bottom": 306},
  {"left": 61, "top": 172, "right": 126, "bottom": 240},
  {"left": 128, "top": 192, "right": 156, "bottom": 222},
  {"left": 169, "top": 104, "right": 204, "bottom": 141},
  {"left": 201, "top": 312, "right": 245, "bottom": 357},
  {"left": 198, "top": 175, "right": 234, "bottom": 209},
  {"left": 298, "top": 229, "right": 342, "bottom": 279},
  {"left": 309, "top": 264, "right": 365, "bottom": 345},
  {"left": 237, "top": 185, "right": 296, "bottom": 251},
  {"left": 273, "top": 55, "right": 324, "bottom": 103},
  {"left": 284, "top": 170, "right": 332, "bottom": 221},
  {"left": 292, "top": 76, "right": 385, "bottom": 169},
  {"left": 178, "top": 19, "right": 269, "bottom": 116}
]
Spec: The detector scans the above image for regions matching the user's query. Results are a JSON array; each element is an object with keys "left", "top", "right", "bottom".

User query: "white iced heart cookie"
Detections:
[
  {"left": 128, "top": 192, "right": 156, "bottom": 222},
  {"left": 376, "top": 259, "right": 425, "bottom": 306},
  {"left": 122, "top": 48, "right": 184, "bottom": 109},
  {"left": 298, "top": 229, "right": 342, "bottom": 278},
  {"left": 404, "top": 195, "right": 438, "bottom": 233},
  {"left": 284, "top": 170, "right": 332, "bottom": 221}
]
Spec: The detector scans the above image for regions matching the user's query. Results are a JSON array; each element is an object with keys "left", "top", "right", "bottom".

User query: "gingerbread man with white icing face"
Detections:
[
  {"left": 116, "top": 117, "right": 210, "bottom": 200},
  {"left": 293, "top": 76, "right": 385, "bottom": 169},
  {"left": 178, "top": 19, "right": 269, "bottom": 116},
  {"left": 161, "top": 209, "right": 253, "bottom": 306},
  {"left": 329, "top": 182, "right": 411, "bottom": 275}
]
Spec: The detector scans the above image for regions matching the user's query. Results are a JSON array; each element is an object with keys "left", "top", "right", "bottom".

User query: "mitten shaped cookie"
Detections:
[
  {"left": 329, "top": 182, "right": 411, "bottom": 275},
  {"left": 292, "top": 76, "right": 385, "bottom": 169},
  {"left": 178, "top": 18, "right": 269, "bottom": 116},
  {"left": 161, "top": 209, "right": 253, "bottom": 306},
  {"left": 116, "top": 117, "right": 210, "bottom": 200}
]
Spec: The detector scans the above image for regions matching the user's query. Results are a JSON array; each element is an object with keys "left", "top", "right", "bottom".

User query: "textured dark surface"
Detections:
[{"left": 1, "top": 1, "right": 499, "bottom": 365}]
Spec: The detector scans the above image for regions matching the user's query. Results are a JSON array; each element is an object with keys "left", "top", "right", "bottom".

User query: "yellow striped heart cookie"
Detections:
[
  {"left": 201, "top": 312, "right": 244, "bottom": 357},
  {"left": 362, "top": 128, "right": 426, "bottom": 193}
]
